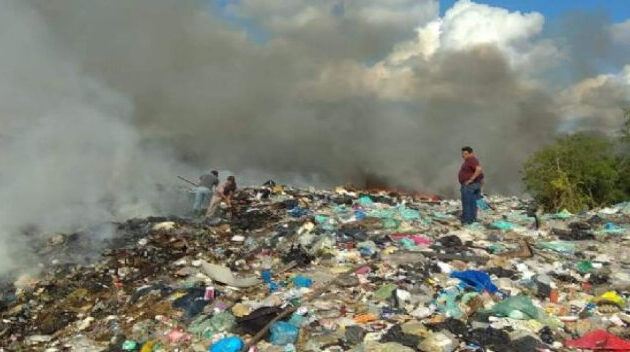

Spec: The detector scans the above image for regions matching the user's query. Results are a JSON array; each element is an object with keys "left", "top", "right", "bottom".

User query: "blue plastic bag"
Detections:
[
  {"left": 269, "top": 322, "right": 299, "bottom": 345},
  {"left": 292, "top": 276, "right": 313, "bottom": 288},
  {"left": 261, "top": 269, "right": 279, "bottom": 292},
  {"left": 450, "top": 270, "right": 498, "bottom": 293},
  {"left": 288, "top": 207, "right": 308, "bottom": 217},
  {"left": 261, "top": 269, "right": 272, "bottom": 283},
  {"left": 288, "top": 312, "right": 306, "bottom": 327},
  {"left": 476, "top": 198, "right": 489, "bottom": 210},
  {"left": 209, "top": 337, "right": 243, "bottom": 352},
  {"left": 603, "top": 222, "right": 625, "bottom": 234}
]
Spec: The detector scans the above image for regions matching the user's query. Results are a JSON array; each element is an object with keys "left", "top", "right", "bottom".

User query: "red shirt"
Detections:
[{"left": 458, "top": 156, "right": 484, "bottom": 184}]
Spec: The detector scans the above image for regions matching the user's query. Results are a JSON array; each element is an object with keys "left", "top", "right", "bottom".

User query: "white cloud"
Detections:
[{"left": 388, "top": 0, "right": 561, "bottom": 72}]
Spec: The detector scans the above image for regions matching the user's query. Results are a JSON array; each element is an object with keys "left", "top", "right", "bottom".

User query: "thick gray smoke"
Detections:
[
  {"left": 23, "top": 0, "right": 563, "bottom": 191},
  {"left": 0, "top": 0, "right": 191, "bottom": 274},
  {"left": 0, "top": 0, "right": 628, "bottom": 274}
]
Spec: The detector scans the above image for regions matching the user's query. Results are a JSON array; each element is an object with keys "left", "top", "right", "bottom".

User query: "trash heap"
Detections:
[{"left": 1, "top": 185, "right": 630, "bottom": 352}]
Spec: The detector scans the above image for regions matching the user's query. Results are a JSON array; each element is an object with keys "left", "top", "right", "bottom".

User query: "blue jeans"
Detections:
[
  {"left": 193, "top": 186, "right": 211, "bottom": 211},
  {"left": 461, "top": 182, "right": 481, "bottom": 224}
]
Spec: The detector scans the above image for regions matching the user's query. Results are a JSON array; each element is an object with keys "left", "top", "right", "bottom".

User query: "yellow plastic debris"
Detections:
[
  {"left": 140, "top": 340, "right": 159, "bottom": 352},
  {"left": 593, "top": 291, "right": 626, "bottom": 308}
]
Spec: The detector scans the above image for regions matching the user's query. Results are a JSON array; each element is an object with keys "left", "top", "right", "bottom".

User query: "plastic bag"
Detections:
[
  {"left": 603, "top": 222, "right": 626, "bottom": 234},
  {"left": 409, "top": 235, "right": 431, "bottom": 246},
  {"left": 382, "top": 218, "right": 400, "bottom": 230},
  {"left": 288, "top": 207, "right": 308, "bottom": 217},
  {"left": 564, "top": 329, "right": 630, "bottom": 351},
  {"left": 450, "top": 270, "right": 498, "bottom": 293},
  {"left": 357, "top": 240, "right": 378, "bottom": 257},
  {"left": 292, "top": 276, "right": 313, "bottom": 288},
  {"left": 206, "top": 312, "right": 236, "bottom": 336},
  {"left": 592, "top": 291, "right": 627, "bottom": 308},
  {"left": 536, "top": 241, "right": 575, "bottom": 253},
  {"left": 398, "top": 206, "right": 420, "bottom": 221},
  {"left": 373, "top": 283, "right": 398, "bottom": 300},
  {"left": 261, "top": 269, "right": 279, "bottom": 292},
  {"left": 209, "top": 336, "right": 244, "bottom": 352},
  {"left": 576, "top": 261, "right": 595, "bottom": 273},
  {"left": 172, "top": 287, "right": 209, "bottom": 318},
  {"left": 187, "top": 314, "right": 227, "bottom": 338},
  {"left": 398, "top": 237, "right": 419, "bottom": 251},
  {"left": 487, "top": 295, "right": 539, "bottom": 320},
  {"left": 552, "top": 209, "right": 573, "bottom": 219},
  {"left": 288, "top": 312, "right": 307, "bottom": 327},
  {"left": 490, "top": 220, "right": 516, "bottom": 230},
  {"left": 477, "top": 198, "right": 489, "bottom": 210},
  {"left": 315, "top": 215, "right": 337, "bottom": 231},
  {"left": 122, "top": 341, "right": 139, "bottom": 351},
  {"left": 358, "top": 196, "right": 374, "bottom": 206},
  {"left": 434, "top": 286, "right": 462, "bottom": 318},
  {"left": 269, "top": 321, "right": 299, "bottom": 345}
]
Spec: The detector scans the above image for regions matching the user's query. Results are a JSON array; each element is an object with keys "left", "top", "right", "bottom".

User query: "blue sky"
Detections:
[
  {"left": 211, "top": 0, "right": 630, "bottom": 44},
  {"left": 440, "top": 0, "right": 630, "bottom": 23}
]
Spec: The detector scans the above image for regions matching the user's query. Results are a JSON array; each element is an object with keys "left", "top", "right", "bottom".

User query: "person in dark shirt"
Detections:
[
  {"left": 192, "top": 170, "right": 219, "bottom": 214},
  {"left": 458, "top": 146, "right": 484, "bottom": 224}
]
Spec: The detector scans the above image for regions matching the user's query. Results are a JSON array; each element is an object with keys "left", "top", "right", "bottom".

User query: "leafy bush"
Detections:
[{"left": 522, "top": 133, "right": 625, "bottom": 212}]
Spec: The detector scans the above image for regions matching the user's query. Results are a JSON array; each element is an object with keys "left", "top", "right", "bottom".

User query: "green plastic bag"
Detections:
[
  {"left": 490, "top": 220, "right": 516, "bottom": 231},
  {"left": 552, "top": 209, "right": 573, "bottom": 219},
  {"left": 487, "top": 295, "right": 539, "bottom": 320},
  {"left": 188, "top": 312, "right": 236, "bottom": 338},
  {"left": 398, "top": 237, "right": 419, "bottom": 251},
  {"left": 398, "top": 206, "right": 420, "bottom": 221},
  {"left": 434, "top": 287, "right": 463, "bottom": 319},
  {"left": 382, "top": 218, "right": 400, "bottom": 230},
  {"left": 315, "top": 215, "right": 337, "bottom": 231},
  {"left": 370, "top": 209, "right": 395, "bottom": 219},
  {"left": 358, "top": 196, "right": 374, "bottom": 206},
  {"left": 576, "top": 261, "right": 595, "bottom": 273},
  {"left": 373, "top": 283, "right": 398, "bottom": 300},
  {"left": 315, "top": 215, "right": 329, "bottom": 223}
]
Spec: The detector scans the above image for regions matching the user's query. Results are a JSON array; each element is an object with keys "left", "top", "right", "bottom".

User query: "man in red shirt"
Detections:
[{"left": 458, "top": 146, "right": 484, "bottom": 224}]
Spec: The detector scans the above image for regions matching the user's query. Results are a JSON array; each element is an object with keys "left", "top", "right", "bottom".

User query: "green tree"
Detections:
[
  {"left": 617, "top": 108, "right": 630, "bottom": 196},
  {"left": 523, "top": 133, "right": 624, "bottom": 212}
]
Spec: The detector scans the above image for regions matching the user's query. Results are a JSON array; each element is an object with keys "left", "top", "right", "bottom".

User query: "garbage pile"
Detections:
[{"left": 1, "top": 185, "right": 630, "bottom": 352}]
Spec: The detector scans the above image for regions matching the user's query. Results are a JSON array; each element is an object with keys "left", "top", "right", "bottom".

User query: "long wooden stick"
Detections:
[
  {"left": 177, "top": 175, "right": 199, "bottom": 187},
  {"left": 242, "top": 305, "right": 297, "bottom": 351}
]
